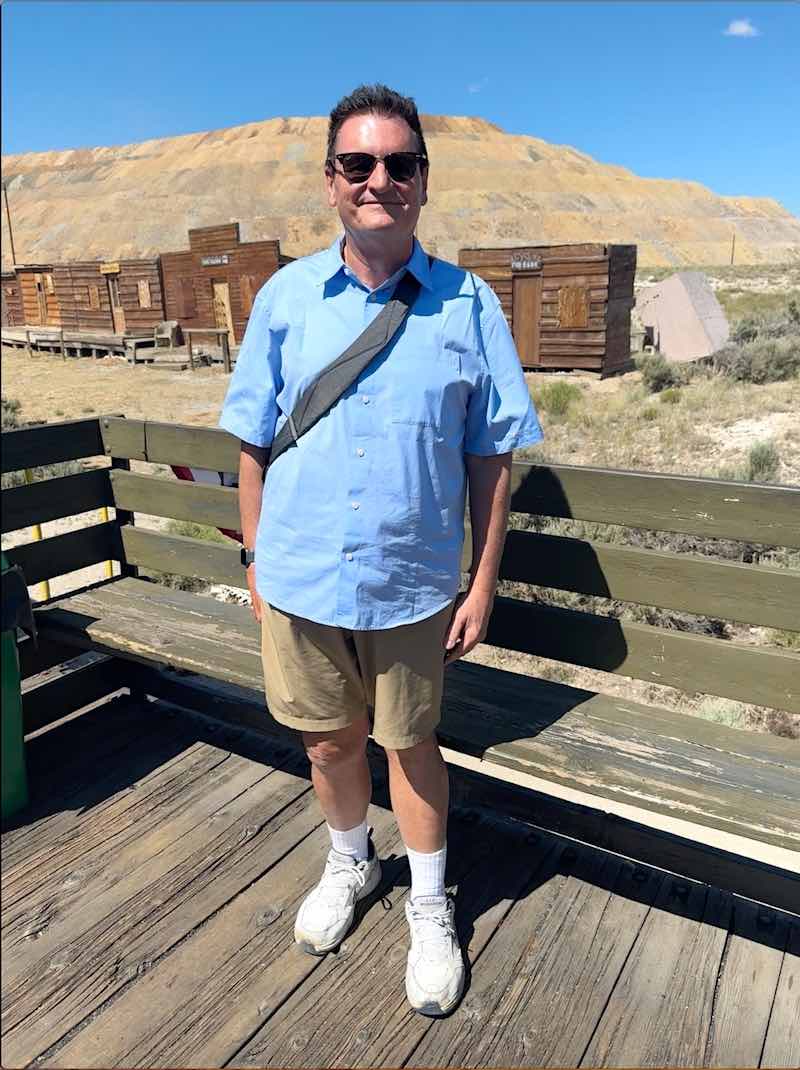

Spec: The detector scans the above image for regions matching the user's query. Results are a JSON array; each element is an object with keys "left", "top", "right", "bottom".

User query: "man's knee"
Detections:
[
  {"left": 303, "top": 718, "right": 369, "bottom": 773},
  {"left": 385, "top": 733, "right": 440, "bottom": 768}
]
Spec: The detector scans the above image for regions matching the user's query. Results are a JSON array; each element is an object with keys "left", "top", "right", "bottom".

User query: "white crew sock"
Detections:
[
  {"left": 406, "top": 843, "right": 447, "bottom": 901},
  {"left": 327, "top": 819, "right": 369, "bottom": 862}
]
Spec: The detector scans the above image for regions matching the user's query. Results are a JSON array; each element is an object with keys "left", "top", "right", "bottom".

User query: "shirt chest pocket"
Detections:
[{"left": 388, "top": 347, "right": 464, "bottom": 433}]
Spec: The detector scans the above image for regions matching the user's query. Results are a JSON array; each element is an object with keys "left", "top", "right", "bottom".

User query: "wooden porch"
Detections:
[{"left": 2, "top": 688, "right": 797, "bottom": 1069}]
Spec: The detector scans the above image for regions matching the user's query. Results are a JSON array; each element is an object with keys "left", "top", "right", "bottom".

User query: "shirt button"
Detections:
[
  {"left": 357, "top": 448, "right": 365, "bottom": 457},
  {"left": 351, "top": 501, "right": 360, "bottom": 510},
  {"left": 362, "top": 396, "right": 370, "bottom": 405},
  {"left": 346, "top": 552, "right": 354, "bottom": 561}
]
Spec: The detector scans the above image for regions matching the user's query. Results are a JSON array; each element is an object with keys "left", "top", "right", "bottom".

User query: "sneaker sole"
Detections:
[{"left": 294, "top": 859, "right": 382, "bottom": 955}]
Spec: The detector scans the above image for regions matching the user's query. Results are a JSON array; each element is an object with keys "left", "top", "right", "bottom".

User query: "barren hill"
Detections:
[{"left": 3, "top": 115, "right": 799, "bottom": 269}]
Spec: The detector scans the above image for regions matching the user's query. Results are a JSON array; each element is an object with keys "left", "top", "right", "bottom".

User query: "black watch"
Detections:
[{"left": 240, "top": 547, "right": 255, "bottom": 567}]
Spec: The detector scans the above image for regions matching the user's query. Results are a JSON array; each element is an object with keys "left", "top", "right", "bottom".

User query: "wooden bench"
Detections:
[{"left": 3, "top": 415, "right": 799, "bottom": 914}]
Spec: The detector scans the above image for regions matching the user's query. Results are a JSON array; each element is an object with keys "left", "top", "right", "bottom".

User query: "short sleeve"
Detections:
[
  {"left": 464, "top": 289, "right": 544, "bottom": 456},
  {"left": 217, "top": 286, "right": 282, "bottom": 447}
]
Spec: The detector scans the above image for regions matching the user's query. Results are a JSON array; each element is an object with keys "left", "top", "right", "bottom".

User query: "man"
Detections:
[{"left": 218, "top": 84, "right": 543, "bottom": 1017}]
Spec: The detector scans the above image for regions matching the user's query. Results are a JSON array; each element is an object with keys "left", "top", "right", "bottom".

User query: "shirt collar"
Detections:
[{"left": 315, "top": 234, "right": 433, "bottom": 292}]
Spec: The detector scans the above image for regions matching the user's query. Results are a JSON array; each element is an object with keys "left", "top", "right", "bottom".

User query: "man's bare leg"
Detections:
[
  {"left": 302, "top": 716, "right": 372, "bottom": 830},
  {"left": 385, "top": 735, "right": 448, "bottom": 852}
]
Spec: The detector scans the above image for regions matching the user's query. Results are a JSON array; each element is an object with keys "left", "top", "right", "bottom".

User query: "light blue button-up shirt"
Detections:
[{"left": 218, "top": 235, "right": 543, "bottom": 629}]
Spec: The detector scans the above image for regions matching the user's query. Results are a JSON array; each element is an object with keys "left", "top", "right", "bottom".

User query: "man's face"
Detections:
[{"left": 325, "top": 113, "right": 428, "bottom": 243}]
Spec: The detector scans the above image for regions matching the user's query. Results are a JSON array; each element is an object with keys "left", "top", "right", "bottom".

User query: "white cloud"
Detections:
[
  {"left": 467, "top": 77, "right": 488, "bottom": 94},
  {"left": 723, "top": 18, "right": 760, "bottom": 37}
]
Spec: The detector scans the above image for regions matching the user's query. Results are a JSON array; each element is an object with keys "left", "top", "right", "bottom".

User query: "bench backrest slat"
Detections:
[
  {"left": 2, "top": 469, "right": 114, "bottom": 535},
  {"left": 110, "top": 470, "right": 239, "bottom": 530},
  {"left": 5, "top": 521, "right": 123, "bottom": 586},
  {"left": 1, "top": 418, "right": 106, "bottom": 474},
  {"left": 487, "top": 597, "right": 800, "bottom": 714},
  {"left": 508, "top": 464, "right": 800, "bottom": 548},
  {"left": 493, "top": 528, "right": 800, "bottom": 633},
  {"left": 121, "top": 526, "right": 242, "bottom": 588}
]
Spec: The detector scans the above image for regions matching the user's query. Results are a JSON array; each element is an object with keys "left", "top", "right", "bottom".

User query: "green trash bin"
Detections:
[{"left": 2, "top": 551, "right": 36, "bottom": 820}]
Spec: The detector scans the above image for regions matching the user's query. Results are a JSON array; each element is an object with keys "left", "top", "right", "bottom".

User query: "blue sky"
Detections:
[{"left": 2, "top": 1, "right": 798, "bottom": 214}]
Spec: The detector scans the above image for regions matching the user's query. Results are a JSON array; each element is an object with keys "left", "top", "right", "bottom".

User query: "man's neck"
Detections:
[{"left": 341, "top": 232, "right": 414, "bottom": 290}]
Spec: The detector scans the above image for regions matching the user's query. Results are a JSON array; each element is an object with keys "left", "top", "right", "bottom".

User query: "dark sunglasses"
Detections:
[{"left": 330, "top": 152, "right": 427, "bottom": 183}]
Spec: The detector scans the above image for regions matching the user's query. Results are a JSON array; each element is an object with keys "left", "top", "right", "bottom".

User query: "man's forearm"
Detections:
[
  {"left": 465, "top": 452, "right": 512, "bottom": 597},
  {"left": 239, "top": 443, "right": 268, "bottom": 548}
]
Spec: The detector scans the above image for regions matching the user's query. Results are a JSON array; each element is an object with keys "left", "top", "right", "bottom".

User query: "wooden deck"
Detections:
[{"left": 2, "top": 693, "right": 798, "bottom": 1069}]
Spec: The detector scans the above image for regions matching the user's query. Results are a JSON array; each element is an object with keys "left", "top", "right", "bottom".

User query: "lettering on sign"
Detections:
[
  {"left": 201, "top": 254, "right": 230, "bottom": 266},
  {"left": 511, "top": 256, "right": 543, "bottom": 272},
  {"left": 100, "top": 262, "right": 121, "bottom": 275}
]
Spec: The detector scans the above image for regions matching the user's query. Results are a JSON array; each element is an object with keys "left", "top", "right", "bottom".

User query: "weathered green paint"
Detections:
[
  {"left": 497, "top": 529, "right": 800, "bottom": 632},
  {"left": 508, "top": 463, "right": 800, "bottom": 547},
  {"left": 110, "top": 470, "right": 239, "bottom": 530},
  {"left": 121, "top": 527, "right": 242, "bottom": 589}
]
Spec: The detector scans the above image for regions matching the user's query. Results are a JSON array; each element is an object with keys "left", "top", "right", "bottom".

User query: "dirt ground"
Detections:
[{"left": 3, "top": 343, "right": 798, "bottom": 740}]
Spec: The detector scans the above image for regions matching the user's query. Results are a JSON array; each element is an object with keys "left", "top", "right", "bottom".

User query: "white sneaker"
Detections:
[
  {"left": 404, "top": 894, "right": 465, "bottom": 1016},
  {"left": 294, "top": 838, "right": 382, "bottom": 955}
]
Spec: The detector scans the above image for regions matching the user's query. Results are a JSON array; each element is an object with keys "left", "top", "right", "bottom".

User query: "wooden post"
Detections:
[
  {"left": 59, "top": 328, "right": 65, "bottom": 360},
  {"left": 25, "top": 328, "right": 31, "bottom": 358},
  {"left": 100, "top": 506, "right": 114, "bottom": 578},
  {"left": 24, "top": 468, "right": 51, "bottom": 602},
  {"left": 222, "top": 331, "right": 231, "bottom": 374},
  {"left": 187, "top": 332, "right": 195, "bottom": 372},
  {"left": 730, "top": 231, "right": 736, "bottom": 266}
]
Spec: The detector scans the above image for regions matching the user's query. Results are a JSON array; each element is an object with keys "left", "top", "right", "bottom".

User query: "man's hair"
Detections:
[{"left": 326, "top": 84, "right": 429, "bottom": 165}]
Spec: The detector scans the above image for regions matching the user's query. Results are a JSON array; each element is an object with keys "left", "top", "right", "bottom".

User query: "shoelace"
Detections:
[
  {"left": 318, "top": 859, "right": 369, "bottom": 897},
  {"left": 407, "top": 903, "right": 456, "bottom": 942}
]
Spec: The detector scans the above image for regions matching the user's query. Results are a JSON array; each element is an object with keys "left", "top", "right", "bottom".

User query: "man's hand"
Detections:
[
  {"left": 245, "top": 565, "right": 264, "bottom": 623},
  {"left": 442, "top": 587, "right": 495, "bottom": 666}
]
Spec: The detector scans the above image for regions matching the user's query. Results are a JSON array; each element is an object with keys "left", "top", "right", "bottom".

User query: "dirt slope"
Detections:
[{"left": 3, "top": 114, "right": 799, "bottom": 269}]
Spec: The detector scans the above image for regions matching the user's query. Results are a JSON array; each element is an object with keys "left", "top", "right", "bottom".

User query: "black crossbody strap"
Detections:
[{"left": 267, "top": 268, "right": 424, "bottom": 468}]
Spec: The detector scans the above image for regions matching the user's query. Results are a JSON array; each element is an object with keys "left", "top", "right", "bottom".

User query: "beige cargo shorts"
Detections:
[{"left": 259, "top": 597, "right": 457, "bottom": 750}]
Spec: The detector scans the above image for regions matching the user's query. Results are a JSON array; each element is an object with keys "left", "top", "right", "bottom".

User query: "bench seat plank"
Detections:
[{"left": 34, "top": 578, "right": 800, "bottom": 853}]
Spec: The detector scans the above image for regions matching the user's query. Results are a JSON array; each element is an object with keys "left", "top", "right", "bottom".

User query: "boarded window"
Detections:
[
  {"left": 175, "top": 278, "right": 197, "bottom": 318},
  {"left": 89, "top": 285, "right": 101, "bottom": 310},
  {"left": 137, "top": 279, "right": 152, "bottom": 309},
  {"left": 44, "top": 274, "right": 55, "bottom": 294},
  {"left": 558, "top": 286, "right": 589, "bottom": 329}
]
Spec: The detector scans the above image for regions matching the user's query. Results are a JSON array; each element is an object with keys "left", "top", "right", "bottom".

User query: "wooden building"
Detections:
[
  {"left": 52, "top": 259, "right": 165, "bottom": 335},
  {"left": 13, "top": 265, "right": 60, "bottom": 328},
  {"left": 458, "top": 243, "right": 637, "bottom": 375},
  {"left": 1, "top": 271, "right": 23, "bottom": 328},
  {"left": 160, "top": 223, "right": 290, "bottom": 347}
]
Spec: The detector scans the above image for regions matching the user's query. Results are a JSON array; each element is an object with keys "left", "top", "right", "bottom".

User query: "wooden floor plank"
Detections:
[
  {"left": 2, "top": 742, "right": 276, "bottom": 977},
  {"left": 2, "top": 732, "right": 234, "bottom": 924},
  {"left": 1, "top": 755, "right": 317, "bottom": 1066},
  {"left": 1, "top": 698, "right": 169, "bottom": 869},
  {"left": 228, "top": 812, "right": 556, "bottom": 1069},
  {"left": 580, "top": 879, "right": 731, "bottom": 1067},
  {"left": 45, "top": 802, "right": 403, "bottom": 1069},
  {"left": 703, "top": 898, "right": 791, "bottom": 1067},
  {"left": 761, "top": 923, "right": 800, "bottom": 1069}
]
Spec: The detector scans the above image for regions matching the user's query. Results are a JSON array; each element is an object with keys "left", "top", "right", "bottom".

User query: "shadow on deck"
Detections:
[{"left": 2, "top": 695, "right": 798, "bottom": 1069}]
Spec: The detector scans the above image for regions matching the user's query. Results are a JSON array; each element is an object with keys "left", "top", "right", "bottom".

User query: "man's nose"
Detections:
[{"left": 367, "top": 160, "right": 392, "bottom": 192}]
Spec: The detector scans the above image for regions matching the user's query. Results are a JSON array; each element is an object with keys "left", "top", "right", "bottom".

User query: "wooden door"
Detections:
[
  {"left": 212, "top": 281, "right": 235, "bottom": 348},
  {"left": 106, "top": 275, "right": 126, "bottom": 334},
  {"left": 512, "top": 273, "right": 543, "bottom": 367},
  {"left": 34, "top": 274, "right": 48, "bottom": 325}
]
